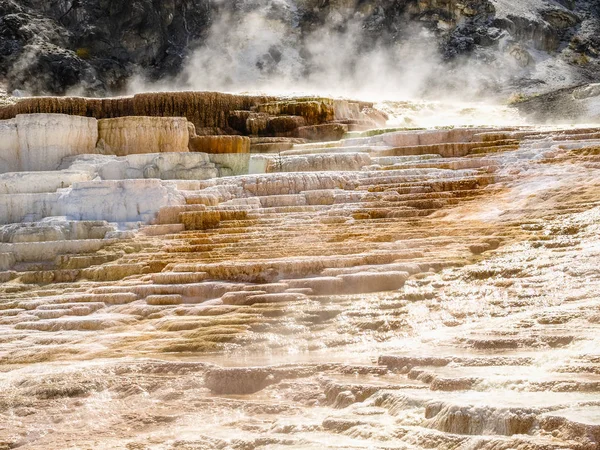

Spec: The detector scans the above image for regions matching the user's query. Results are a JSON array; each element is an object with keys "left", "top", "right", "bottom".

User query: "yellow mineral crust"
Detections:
[{"left": 189, "top": 135, "right": 251, "bottom": 154}]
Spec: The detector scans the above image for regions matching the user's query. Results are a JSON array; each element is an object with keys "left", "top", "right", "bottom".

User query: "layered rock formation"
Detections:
[
  {"left": 0, "top": 176, "right": 183, "bottom": 225},
  {"left": 0, "top": 93, "right": 383, "bottom": 139},
  {"left": 0, "top": 92, "right": 275, "bottom": 130},
  {"left": 0, "top": 93, "right": 389, "bottom": 236},
  {"left": 0, "top": 92, "right": 380, "bottom": 178},
  {"left": 2, "top": 96, "right": 600, "bottom": 448}
]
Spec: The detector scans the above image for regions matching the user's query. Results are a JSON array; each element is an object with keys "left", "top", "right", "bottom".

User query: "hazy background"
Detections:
[{"left": 126, "top": 0, "right": 540, "bottom": 102}]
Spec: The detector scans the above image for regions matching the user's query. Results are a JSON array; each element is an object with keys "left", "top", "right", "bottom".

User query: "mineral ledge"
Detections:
[{"left": 1, "top": 93, "right": 600, "bottom": 449}]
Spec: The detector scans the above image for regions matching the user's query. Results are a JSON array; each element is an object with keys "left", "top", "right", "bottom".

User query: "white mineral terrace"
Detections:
[{"left": 1, "top": 100, "right": 600, "bottom": 449}]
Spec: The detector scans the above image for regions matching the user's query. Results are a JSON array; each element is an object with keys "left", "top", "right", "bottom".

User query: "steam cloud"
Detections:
[
  {"left": 176, "top": 10, "right": 442, "bottom": 100},
  {"left": 126, "top": 1, "right": 532, "bottom": 102},
  {"left": 124, "top": 0, "right": 585, "bottom": 108}
]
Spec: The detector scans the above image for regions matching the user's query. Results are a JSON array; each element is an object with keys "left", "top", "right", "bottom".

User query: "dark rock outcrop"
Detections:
[
  {"left": 511, "top": 82, "right": 600, "bottom": 123},
  {"left": 0, "top": 0, "right": 598, "bottom": 97},
  {"left": 0, "top": 0, "right": 210, "bottom": 95}
]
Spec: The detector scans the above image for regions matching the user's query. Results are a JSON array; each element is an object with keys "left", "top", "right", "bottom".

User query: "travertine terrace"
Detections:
[{"left": 1, "top": 92, "right": 600, "bottom": 449}]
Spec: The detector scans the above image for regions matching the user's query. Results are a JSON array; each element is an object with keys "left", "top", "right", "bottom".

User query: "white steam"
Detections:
[
  {"left": 126, "top": 3, "right": 471, "bottom": 101},
  {"left": 126, "top": 1, "right": 558, "bottom": 104}
]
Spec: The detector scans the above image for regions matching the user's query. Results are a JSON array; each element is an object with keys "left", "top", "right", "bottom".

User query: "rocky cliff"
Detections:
[
  {"left": 1, "top": 0, "right": 598, "bottom": 98},
  {"left": 0, "top": 0, "right": 210, "bottom": 94}
]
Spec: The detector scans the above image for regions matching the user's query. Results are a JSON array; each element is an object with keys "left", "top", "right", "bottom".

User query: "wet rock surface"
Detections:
[{"left": 1, "top": 98, "right": 600, "bottom": 447}]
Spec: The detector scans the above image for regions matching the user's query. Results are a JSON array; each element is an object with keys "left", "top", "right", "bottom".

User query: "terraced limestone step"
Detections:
[{"left": 2, "top": 122, "right": 600, "bottom": 449}]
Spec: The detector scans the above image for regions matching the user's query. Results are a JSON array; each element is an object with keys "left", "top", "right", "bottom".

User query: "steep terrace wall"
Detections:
[
  {"left": 98, "top": 117, "right": 189, "bottom": 156},
  {"left": 0, "top": 114, "right": 98, "bottom": 173},
  {"left": 0, "top": 92, "right": 276, "bottom": 132}
]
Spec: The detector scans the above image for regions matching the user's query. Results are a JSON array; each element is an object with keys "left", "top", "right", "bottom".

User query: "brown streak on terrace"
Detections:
[
  {"left": 0, "top": 92, "right": 277, "bottom": 131},
  {"left": 2, "top": 96, "right": 600, "bottom": 448},
  {"left": 0, "top": 93, "right": 382, "bottom": 137}
]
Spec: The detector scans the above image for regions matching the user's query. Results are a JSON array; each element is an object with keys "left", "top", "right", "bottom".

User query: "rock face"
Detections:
[
  {"left": 72, "top": 153, "right": 220, "bottom": 181},
  {"left": 0, "top": 177, "right": 184, "bottom": 225},
  {"left": 0, "top": 1, "right": 598, "bottom": 96},
  {"left": 255, "top": 153, "right": 372, "bottom": 173},
  {"left": 295, "top": 123, "right": 348, "bottom": 142},
  {"left": 98, "top": 116, "right": 189, "bottom": 156},
  {"left": 0, "top": 113, "right": 97, "bottom": 173},
  {"left": 59, "top": 179, "right": 183, "bottom": 223},
  {"left": 0, "top": 218, "right": 113, "bottom": 243},
  {"left": 0, "top": 0, "right": 210, "bottom": 94},
  {"left": 512, "top": 82, "right": 600, "bottom": 123},
  {"left": 254, "top": 99, "right": 335, "bottom": 126},
  {"left": 0, "top": 118, "right": 18, "bottom": 172}
]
